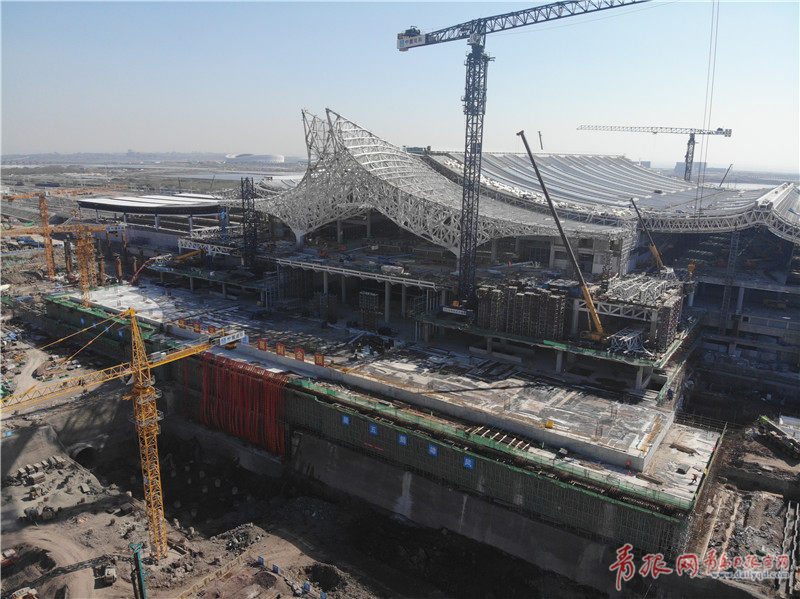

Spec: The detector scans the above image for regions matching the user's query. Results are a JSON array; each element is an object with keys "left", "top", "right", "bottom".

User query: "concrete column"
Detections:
[
  {"left": 515, "top": 236, "right": 523, "bottom": 255},
  {"left": 491, "top": 238, "right": 499, "bottom": 263},
  {"left": 123, "top": 213, "right": 128, "bottom": 226},
  {"left": 340, "top": 275, "right": 346, "bottom": 303},
  {"left": 95, "top": 209, "right": 100, "bottom": 220},
  {"left": 160, "top": 271, "right": 165, "bottom": 283},
  {"left": 426, "top": 289, "right": 432, "bottom": 311},
  {"left": 440, "top": 289, "right": 447, "bottom": 306},
  {"left": 687, "top": 292, "right": 695, "bottom": 307},
  {"left": 635, "top": 366, "right": 644, "bottom": 390},
  {"left": 154, "top": 214, "right": 160, "bottom": 230},
  {"left": 222, "top": 282, "right": 227, "bottom": 298},
  {"left": 487, "top": 337, "right": 493, "bottom": 352},
  {"left": 384, "top": 281, "right": 391, "bottom": 324},
  {"left": 424, "top": 324, "right": 431, "bottom": 342},
  {"left": 366, "top": 212, "right": 372, "bottom": 238},
  {"left": 401, "top": 285, "right": 407, "bottom": 317},
  {"left": 571, "top": 298, "right": 581, "bottom": 336},
  {"left": 555, "top": 350, "right": 564, "bottom": 373},
  {"left": 189, "top": 276, "right": 195, "bottom": 291},
  {"left": 295, "top": 231, "right": 305, "bottom": 248},
  {"left": 549, "top": 240, "right": 557, "bottom": 269},
  {"left": 261, "top": 290, "right": 266, "bottom": 306},
  {"left": 649, "top": 309, "right": 659, "bottom": 338},
  {"left": 188, "top": 215, "right": 194, "bottom": 233},
  {"left": 323, "top": 271, "right": 329, "bottom": 295},
  {"left": 736, "top": 286, "right": 745, "bottom": 313},
  {"left": 336, "top": 220, "right": 343, "bottom": 244}
]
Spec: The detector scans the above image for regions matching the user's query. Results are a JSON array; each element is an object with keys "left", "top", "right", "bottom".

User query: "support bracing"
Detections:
[
  {"left": 718, "top": 229, "right": 740, "bottom": 333},
  {"left": 38, "top": 195, "right": 56, "bottom": 279},
  {"left": 457, "top": 40, "right": 492, "bottom": 304},
  {"left": 684, "top": 133, "right": 696, "bottom": 182},
  {"left": 241, "top": 177, "right": 258, "bottom": 268}
]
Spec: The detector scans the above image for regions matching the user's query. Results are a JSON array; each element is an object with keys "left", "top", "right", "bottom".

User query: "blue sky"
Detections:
[{"left": 2, "top": 1, "right": 798, "bottom": 171}]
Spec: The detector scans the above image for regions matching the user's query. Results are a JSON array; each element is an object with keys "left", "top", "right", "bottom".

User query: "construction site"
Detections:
[{"left": 2, "top": 2, "right": 800, "bottom": 599}]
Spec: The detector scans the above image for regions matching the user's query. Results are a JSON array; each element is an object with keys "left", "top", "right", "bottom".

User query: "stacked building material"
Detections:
[
  {"left": 281, "top": 268, "right": 315, "bottom": 299},
  {"left": 311, "top": 292, "right": 338, "bottom": 321},
  {"left": 473, "top": 284, "right": 567, "bottom": 341},
  {"left": 359, "top": 291, "right": 380, "bottom": 331},
  {"left": 476, "top": 286, "right": 491, "bottom": 329},
  {"left": 655, "top": 293, "right": 682, "bottom": 351}
]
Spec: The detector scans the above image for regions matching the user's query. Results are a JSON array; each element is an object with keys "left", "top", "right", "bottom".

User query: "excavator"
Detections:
[
  {"left": 2, "top": 308, "right": 244, "bottom": 559},
  {"left": 517, "top": 130, "right": 605, "bottom": 342}
]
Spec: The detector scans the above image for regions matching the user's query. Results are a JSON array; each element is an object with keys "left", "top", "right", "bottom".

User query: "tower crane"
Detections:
[
  {"left": 398, "top": 0, "right": 648, "bottom": 304},
  {"left": 576, "top": 125, "right": 732, "bottom": 182},
  {"left": 2, "top": 308, "right": 245, "bottom": 559},
  {"left": 2, "top": 194, "right": 126, "bottom": 283}
]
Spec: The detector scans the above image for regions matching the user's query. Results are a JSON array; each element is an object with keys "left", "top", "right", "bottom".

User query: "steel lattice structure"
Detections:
[{"left": 258, "top": 109, "right": 628, "bottom": 258}]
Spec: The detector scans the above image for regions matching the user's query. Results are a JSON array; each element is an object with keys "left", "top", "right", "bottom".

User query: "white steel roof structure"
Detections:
[
  {"left": 431, "top": 153, "right": 799, "bottom": 244},
  {"left": 258, "top": 110, "right": 625, "bottom": 256},
  {"left": 77, "top": 194, "right": 221, "bottom": 216},
  {"left": 258, "top": 109, "right": 799, "bottom": 254}
]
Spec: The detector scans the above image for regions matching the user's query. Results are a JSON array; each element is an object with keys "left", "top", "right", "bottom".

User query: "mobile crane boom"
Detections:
[
  {"left": 398, "top": 0, "right": 648, "bottom": 303},
  {"left": 629, "top": 198, "right": 664, "bottom": 270},
  {"left": 517, "top": 130, "right": 604, "bottom": 340}
]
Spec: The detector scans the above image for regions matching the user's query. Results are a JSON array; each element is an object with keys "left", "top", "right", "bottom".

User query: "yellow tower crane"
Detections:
[{"left": 2, "top": 308, "right": 244, "bottom": 559}]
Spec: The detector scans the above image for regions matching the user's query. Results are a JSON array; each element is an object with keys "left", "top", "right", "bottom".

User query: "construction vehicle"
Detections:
[
  {"left": 1, "top": 548, "right": 20, "bottom": 567},
  {"left": 397, "top": 0, "right": 647, "bottom": 303},
  {"left": 3, "top": 309, "right": 245, "bottom": 559},
  {"left": 129, "top": 250, "right": 202, "bottom": 285},
  {"left": 629, "top": 198, "right": 665, "bottom": 270},
  {"left": 577, "top": 125, "right": 732, "bottom": 182},
  {"left": 517, "top": 130, "right": 605, "bottom": 342},
  {"left": 100, "top": 566, "right": 118, "bottom": 585}
]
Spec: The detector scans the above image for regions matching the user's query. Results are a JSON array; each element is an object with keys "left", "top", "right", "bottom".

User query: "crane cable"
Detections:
[{"left": 695, "top": 0, "right": 721, "bottom": 213}]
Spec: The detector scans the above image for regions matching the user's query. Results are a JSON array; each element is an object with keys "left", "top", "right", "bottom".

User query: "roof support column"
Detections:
[
  {"left": 188, "top": 215, "right": 194, "bottom": 233},
  {"left": 323, "top": 271, "right": 329, "bottom": 295},
  {"left": 384, "top": 281, "right": 391, "bottom": 324},
  {"left": 401, "top": 284, "right": 407, "bottom": 317}
]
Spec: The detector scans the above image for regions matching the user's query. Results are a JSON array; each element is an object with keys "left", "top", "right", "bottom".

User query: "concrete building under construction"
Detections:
[{"left": 3, "top": 110, "right": 799, "bottom": 597}]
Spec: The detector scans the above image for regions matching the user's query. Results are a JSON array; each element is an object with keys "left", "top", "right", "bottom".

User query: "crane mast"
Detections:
[
  {"left": 3, "top": 308, "right": 244, "bottom": 560},
  {"left": 398, "top": 0, "right": 649, "bottom": 303}
]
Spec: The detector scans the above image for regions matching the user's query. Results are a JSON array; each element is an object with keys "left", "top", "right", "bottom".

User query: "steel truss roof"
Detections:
[{"left": 257, "top": 109, "right": 626, "bottom": 257}]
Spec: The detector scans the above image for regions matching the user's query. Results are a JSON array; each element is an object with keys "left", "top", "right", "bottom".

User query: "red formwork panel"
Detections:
[{"left": 195, "top": 354, "right": 288, "bottom": 455}]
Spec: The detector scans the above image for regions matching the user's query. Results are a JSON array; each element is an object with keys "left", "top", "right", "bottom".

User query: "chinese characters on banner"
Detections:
[
  {"left": 610, "top": 545, "right": 791, "bottom": 592},
  {"left": 178, "top": 319, "right": 186, "bottom": 329},
  {"left": 276, "top": 343, "right": 286, "bottom": 356},
  {"left": 314, "top": 353, "right": 324, "bottom": 366},
  {"left": 257, "top": 338, "right": 268, "bottom": 351},
  {"left": 294, "top": 348, "right": 305, "bottom": 362}
]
